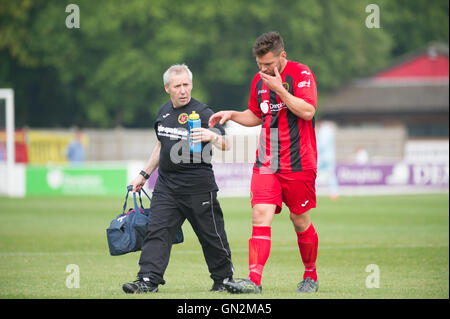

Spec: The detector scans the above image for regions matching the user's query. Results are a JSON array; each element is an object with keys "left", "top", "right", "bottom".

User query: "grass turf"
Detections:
[{"left": 0, "top": 194, "right": 448, "bottom": 299}]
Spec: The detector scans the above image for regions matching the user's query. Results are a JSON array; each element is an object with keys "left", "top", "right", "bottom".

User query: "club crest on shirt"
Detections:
[
  {"left": 260, "top": 100, "right": 269, "bottom": 114},
  {"left": 178, "top": 113, "right": 188, "bottom": 124},
  {"left": 282, "top": 82, "right": 289, "bottom": 91}
]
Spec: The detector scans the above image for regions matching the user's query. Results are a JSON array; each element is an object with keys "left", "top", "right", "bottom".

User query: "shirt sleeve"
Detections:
[
  {"left": 201, "top": 107, "right": 226, "bottom": 136},
  {"left": 248, "top": 76, "right": 262, "bottom": 119},
  {"left": 154, "top": 120, "right": 161, "bottom": 141},
  {"left": 154, "top": 104, "right": 166, "bottom": 141},
  {"left": 293, "top": 66, "right": 318, "bottom": 108}
]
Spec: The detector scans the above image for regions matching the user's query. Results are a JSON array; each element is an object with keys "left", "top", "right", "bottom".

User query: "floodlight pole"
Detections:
[{"left": 0, "top": 89, "right": 15, "bottom": 197}]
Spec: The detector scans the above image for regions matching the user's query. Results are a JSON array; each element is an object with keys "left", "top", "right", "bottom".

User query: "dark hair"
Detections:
[{"left": 253, "top": 31, "right": 285, "bottom": 57}]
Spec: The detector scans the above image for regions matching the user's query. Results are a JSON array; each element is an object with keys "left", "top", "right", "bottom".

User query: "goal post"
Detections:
[{"left": 0, "top": 88, "right": 17, "bottom": 197}]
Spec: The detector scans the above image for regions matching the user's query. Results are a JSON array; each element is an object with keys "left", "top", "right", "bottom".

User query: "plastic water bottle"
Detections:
[{"left": 188, "top": 111, "right": 202, "bottom": 153}]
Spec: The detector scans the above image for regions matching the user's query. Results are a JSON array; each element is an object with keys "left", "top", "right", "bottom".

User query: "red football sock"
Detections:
[
  {"left": 296, "top": 224, "right": 318, "bottom": 281},
  {"left": 248, "top": 226, "right": 271, "bottom": 286}
]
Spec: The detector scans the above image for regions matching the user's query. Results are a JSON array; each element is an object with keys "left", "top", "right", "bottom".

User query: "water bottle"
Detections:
[{"left": 188, "top": 111, "right": 202, "bottom": 153}]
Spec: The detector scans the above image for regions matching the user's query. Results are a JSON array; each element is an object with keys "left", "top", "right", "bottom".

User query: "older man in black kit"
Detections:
[{"left": 122, "top": 64, "right": 234, "bottom": 293}]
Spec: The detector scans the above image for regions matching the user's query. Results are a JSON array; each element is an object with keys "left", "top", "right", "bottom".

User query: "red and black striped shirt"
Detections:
[{"left": 248, "top": 60, "right": 318, "bottom": 173}]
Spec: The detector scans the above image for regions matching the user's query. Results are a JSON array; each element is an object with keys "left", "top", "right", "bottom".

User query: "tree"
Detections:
[
  {"left": 378, "top": 0, "right": 449, "bottom": 56},
  {"left": 0, "top": 0, "right": 447, "bottom": 128}
]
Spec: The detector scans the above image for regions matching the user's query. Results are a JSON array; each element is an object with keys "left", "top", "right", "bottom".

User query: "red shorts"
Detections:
[{"left": 250, "top": 170, "right": 317, "bottom": 215}]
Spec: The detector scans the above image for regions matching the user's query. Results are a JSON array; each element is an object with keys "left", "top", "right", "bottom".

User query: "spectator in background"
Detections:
[
  {"left": 316, "top": 121, "right": 339, "bottom": 200},
  {"left": 66, "top": 128, "right": 85, "bottom": 165},
  {"left": 0, "top": 144, "right": 5, "bottom": 161},
  {"left": 355, "top": 146, "right": 369, "bottom": 165}
]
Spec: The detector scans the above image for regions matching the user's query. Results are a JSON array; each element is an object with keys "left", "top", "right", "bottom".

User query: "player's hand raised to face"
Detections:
[{"left": 260, "top": 67, "right": 283, "bottom": 94}]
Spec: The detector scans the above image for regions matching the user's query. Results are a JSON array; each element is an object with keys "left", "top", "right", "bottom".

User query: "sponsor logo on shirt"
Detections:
[
  {"left": 157, "top": 124, "right": 188, "bottom": 140},
  {"left": 298, "top": 79, "right": 311, "bottom": 88},
  {"left": 270, "top": 101, "right": 286, "bottom": 112},
  {"left": 260, "top": 100, "right": 286, "bottom": 113},
  {"left": 178, "top": 113, "right": 188, "bottom": 124},
  {"left": 301, "top": 70, "right": 311, "bottom": 75}
]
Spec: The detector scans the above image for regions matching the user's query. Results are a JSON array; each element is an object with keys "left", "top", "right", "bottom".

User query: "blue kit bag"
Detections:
[{"left": 106, "top": 186, "right": 184, "bottom": 256}]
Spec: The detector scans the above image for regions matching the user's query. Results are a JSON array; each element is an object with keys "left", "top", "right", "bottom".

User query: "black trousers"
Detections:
[{"left": 137, "top": 191, "right": 234, "bottom": 285}]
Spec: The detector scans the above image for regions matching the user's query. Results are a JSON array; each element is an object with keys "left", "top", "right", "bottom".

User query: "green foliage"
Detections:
[
  {"left": 0, "top": 0, "right": 448, "bottom": 127},
  {"left": 378, "top": 0, "right": 449, "bottom": 55}
]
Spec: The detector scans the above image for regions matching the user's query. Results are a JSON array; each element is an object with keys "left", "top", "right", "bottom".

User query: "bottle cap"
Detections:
[{"left": 189, "top": 111, "right": 200, "bottom": 120}]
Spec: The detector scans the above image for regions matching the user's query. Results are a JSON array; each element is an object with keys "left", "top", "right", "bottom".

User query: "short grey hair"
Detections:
[{"left": 163, "top": 64, "right": 193, "bottom": 86}]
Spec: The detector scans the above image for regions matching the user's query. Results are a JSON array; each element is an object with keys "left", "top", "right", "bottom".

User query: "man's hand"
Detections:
[
  {"left": 190, "top": 127, "right": 216, "bottom": 144},
  {"left": 208, "top": 111, "right": 233, "bottom": 127},
  {"left": 260, "top": 67, "right": 315, "bottom": 121},
  {"left": 129, "top": 174, "right": 146, "bottom": 193},
  {"left": 260, "top": 67, "right": 284, "bottom": 94}
]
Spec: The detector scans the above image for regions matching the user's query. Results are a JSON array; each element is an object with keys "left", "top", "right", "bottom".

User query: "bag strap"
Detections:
[
  {"left": 132, "top": 192, "right": 140, "bottom": 213},
  {"left": 133, "top": 188, "right": 151, "bottom": 213},
  {"left": 140, "top": 188, "right": 151, "bottom": 201},
  {"left": 122, "top": 186, "right": 132, "bottom": 214},
  {"left": 124, "top": 185, "right": 151, "bottom": 214}
]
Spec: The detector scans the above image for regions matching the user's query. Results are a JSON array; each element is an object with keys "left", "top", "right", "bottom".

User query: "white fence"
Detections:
[{"left": 1, "top": 124, "right": 448, "bottom": 197}]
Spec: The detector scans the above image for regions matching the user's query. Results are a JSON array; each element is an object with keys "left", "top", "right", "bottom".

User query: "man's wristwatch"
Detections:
[{"left": 139, "top": 170, "right": 150, "bottom": 180}]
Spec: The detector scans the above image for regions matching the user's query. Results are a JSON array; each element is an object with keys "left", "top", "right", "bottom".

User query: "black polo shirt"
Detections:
[{"left": 153, "top": 97, "right": 225, "bottom": 194}]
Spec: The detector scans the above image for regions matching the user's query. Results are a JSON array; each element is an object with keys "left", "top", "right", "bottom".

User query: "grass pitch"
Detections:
[{"left": 0, "top": 193, "right": 448, "bottom": 299}]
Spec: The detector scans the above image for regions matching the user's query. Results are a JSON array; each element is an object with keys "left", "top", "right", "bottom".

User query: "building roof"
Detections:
[
  {"left": 322, "top": 43, "right": 449, "bottom": 116},
  {"left": 374, "top": 42, "right": 449, "bottom": 80}
]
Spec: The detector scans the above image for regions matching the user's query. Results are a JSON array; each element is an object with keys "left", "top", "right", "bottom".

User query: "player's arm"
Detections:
[
  {"left": 129, "top": 141, "right": 161, "bottom": 192},
  {"left": 277, "top": 89, "right": 315, "bottom": 120},
  {"left": 260, "top": 67, "right": 315, "bottom": 121},
  {"left": 208, "top": 109, "right": 262, "bottom": 128}
]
